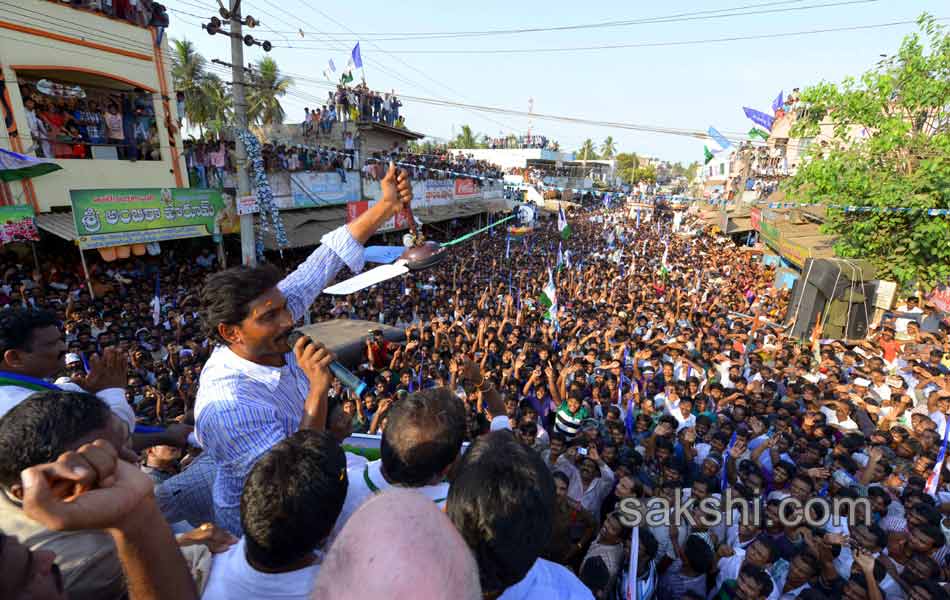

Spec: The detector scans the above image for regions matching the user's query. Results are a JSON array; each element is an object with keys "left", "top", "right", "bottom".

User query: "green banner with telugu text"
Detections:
[{"left": 69, "top": 187, "right": 231, "bottom": 249}]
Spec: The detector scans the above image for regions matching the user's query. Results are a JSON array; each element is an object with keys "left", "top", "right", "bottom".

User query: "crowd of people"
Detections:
[
  {"left": 46, "top": 0, "right": 168, "bottom": 27},
  {"left": 487, "top": 134, "right": 558, "bottom": 150},
  {"left": 302, "top": 84, "right": 405, "bottom": 138},
  {"left": 0, "top": 170, "right": 949, "bottom": 600},
  {"left": 362, "top": 150, "right": 504, "bottom": 182},
  {"left": 183, "top": 138, "right": 359, "bottom": 188},
  {"left": 20, "top": 80, "right": 161, "bottom": 161}
]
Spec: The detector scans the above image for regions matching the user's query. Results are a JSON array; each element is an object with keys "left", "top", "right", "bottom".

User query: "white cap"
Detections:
[{"left": 65, "top": 353, "right": 82, "bottom": 365}]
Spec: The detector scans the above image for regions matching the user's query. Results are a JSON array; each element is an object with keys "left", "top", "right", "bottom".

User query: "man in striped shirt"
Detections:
[
  {"left": 554, "top": 392, "right": 590, "bottom": 440},
  {"left": 194, "top": 163, "right": 413, "bottom": 535}
]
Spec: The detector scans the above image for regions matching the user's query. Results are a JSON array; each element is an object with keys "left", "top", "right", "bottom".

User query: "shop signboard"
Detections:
[{"left": 69, "top": 187, "right": 225, "bottom": 249}]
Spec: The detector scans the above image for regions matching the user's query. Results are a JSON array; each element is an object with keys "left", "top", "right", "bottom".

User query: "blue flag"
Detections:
[
  {"left": 707, "top": 126, "right": 732, "bottom": 150},
  {"left": 927, "top": 419, "right": 950, "bottom": 495},
  {"left": 771, "top": 90, "right": 784, "bottom": 113},
  {"left": 505, "top": 231, "right": 511, "bottom": 260},
  {"left": 351, "top": 42, "right": 363, "bottom": 69},
  {"left": 743, "top": 107, "right": 774, "bottom": 131}
]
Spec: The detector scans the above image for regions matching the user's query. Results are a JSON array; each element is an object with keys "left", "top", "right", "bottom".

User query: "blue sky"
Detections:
[{"left": 166, "top": 0, "right": 946, "bottom": 163}]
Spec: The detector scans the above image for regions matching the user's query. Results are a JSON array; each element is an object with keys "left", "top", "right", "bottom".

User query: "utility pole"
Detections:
[
  {"left": 229, "top": 1, "right": 255, "bottom": 266},
  {"left": 203, "top": 1, "right": 270, "bottom": 266}
]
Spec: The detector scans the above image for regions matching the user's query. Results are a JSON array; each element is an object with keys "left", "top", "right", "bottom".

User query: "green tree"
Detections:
[
  {"left": 632, "top": 165, "right": 657, "bottom": 185},
  {"left": 170, "top": 39, "right": 211, "bottom": 134},
  {"left": 578, "top": 139, "right": 598, "bottom": 163},
  {"left": 449, "top": 125, "right": 481, "bottom": 149},
  {"left": 616, "top": 152, "right": 644, "bottom": 184},
  {"left": 600, "top": 136, "right": 616, "bottom": 159},
  {"left": 201, "top": 75, "right": 233, "bottom": 136},
  {"left": 247, "top": 57, "right": 294, "bottom": 126},
  {"left": 782, "top": 14, "right": 950, "bottom": 287}
]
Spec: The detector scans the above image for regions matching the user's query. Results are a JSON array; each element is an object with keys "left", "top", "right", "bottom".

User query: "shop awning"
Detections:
[{"left": 35, "top": 212, "right": 78, "bottom": 241}]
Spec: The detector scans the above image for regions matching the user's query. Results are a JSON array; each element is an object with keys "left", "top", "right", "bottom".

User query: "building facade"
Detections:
[{"left": 0, "top": 0, "right": 184, "bottom": 214}]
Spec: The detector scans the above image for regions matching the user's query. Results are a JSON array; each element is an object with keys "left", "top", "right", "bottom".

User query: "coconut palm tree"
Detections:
[
  {"left": 600, "top": 136, "right": 616, "bottom": 159},
  {"left": 450, "top": 125, "right": 479, "bottom": 148},
  {"left": 246, "top": 57, "right": 294, "bottom": 126},
  {"left": 578, "top": 139, "right": 598, "bottom": 164},
  {"left": 170, "top": 39, "right": 210, "bottom": 134},
  {"left": 201, "top": 75, "right": 233, "bottom": 136}
]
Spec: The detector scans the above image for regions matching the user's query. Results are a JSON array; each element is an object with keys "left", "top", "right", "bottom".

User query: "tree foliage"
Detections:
[
  {"left": 600, "top": 136, "right": 616, "bottom": 159},
  {"left": 246, "top": 57, "right": 294, "bottom": 127},
  {"left": 615, "top": 152, "right": 656, "bottom": 184},
  {"left": 782, "top": 14, "right": 950, "bottom": 287},
  {"left": 577, "top": 139, "right": 598, "bottom": 162},
  {"left": 448, "top": 125, "right": 486, "bottom": 149}
]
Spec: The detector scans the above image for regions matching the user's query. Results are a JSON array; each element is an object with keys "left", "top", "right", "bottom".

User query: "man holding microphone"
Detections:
[{"left": 195, "top": 163, "right": 413, "bottom": 535}]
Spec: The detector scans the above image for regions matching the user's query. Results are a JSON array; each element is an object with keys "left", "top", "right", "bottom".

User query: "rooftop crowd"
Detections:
[
  {"left": 302, "top": 84, "right": 405, "bottom": 138},
  {"left": 20, "top": 80, "right": 161, "bottom": 162},
  {"left": 0, "top": 167, "right": 949, "bottom": 600}
]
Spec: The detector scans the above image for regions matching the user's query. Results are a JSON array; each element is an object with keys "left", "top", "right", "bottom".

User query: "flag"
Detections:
[
  {"left": 327, "top": 59, "right": 336, "bottom": 73},
  {"left": 558, "top": 205, "right": 571, "bottom": 240},
  {"left": 743, "top": 106, "right": 774, "bottom": 131},
  {"left": 150, "top": 274, "right": 161, "bottom": 326},
  {"left": 538, "top": 267, "right": 557, "bottom": 322},
  {"left": 748, "top": 127, "right": 770, "bottom": 141},
  {"left": 703, "top": 145, "right": 714, "bottom": 165},
  {"left": 626, "top": 525, "right": 640, "bottom": 600},
  {"left": 556, "top": 242, "right": 564, "bottom": 272},
  {"left": 505, "top": 230, "right": 511, "bottom": 260},
  {"left": 351, "top": 42, "right": 363, "bottom": 69},
  {"left": 635, "top": 209, "right": 641, "bottom": 229},
  {"left": 926, "top": 420, "right": 950, "bottom": 495},
  {"left": 707, "top": 126, "right": 732, "bottom": 150},
  {"left": 341, "top": 71, "right": 354, "bottom": 85},
  {"left": 771, "top": 90, "right": 784, "bottom": 113},
  {"left": 661, "top": 241, "right": 669, "bottom": 270},
  {"left": 565, "top": 249, "right": 572, "bottom": 270}
]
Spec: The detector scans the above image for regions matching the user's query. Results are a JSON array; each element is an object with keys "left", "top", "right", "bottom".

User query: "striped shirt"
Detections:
[
  {"left": 554, "top": 401, "right": 589, "bottom": 439},
  {"left": 194, "top": 225, "right": 364, "bottom": 535}
]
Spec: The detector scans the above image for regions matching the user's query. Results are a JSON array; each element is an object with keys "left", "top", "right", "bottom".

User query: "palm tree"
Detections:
[
  {"left": 450, "top": 125, "right": 478, "bottom": 148},
  {"left": 246, "top": 57, "right": 294, "bottom": 126},
  {"left": 600, "top": 136, "right": 616, "bottom": 159},
  {"left": 201, "top": 75, "right": 233, "bottom": 136},
  {"left": 578, "top": 139, "right": 598, "bottom": 165},
  {"left": 170, "top": 39, "right": 210, "bottom": 134}
]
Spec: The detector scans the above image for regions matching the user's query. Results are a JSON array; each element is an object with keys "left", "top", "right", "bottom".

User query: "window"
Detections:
[
  {"left": 18, "top": 77, "right": 160, "bottom": 162},
  {"left": 719, "top": 163, "right": 725, "bottom": 175}
]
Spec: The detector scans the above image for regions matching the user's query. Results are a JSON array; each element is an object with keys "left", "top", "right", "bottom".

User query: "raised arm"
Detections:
[{"left": 21, "top": 440, "right": 199, "bottom": 600}]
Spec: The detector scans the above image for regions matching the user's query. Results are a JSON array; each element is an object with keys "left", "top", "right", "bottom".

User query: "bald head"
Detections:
[{"left": 313, "top": 488, "right": 480, "bottom": 600}]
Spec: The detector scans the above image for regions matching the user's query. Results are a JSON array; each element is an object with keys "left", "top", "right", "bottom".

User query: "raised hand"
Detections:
[
  {"left": 380, "top": 162, "right": 412, "bottom": 214},
  {"left": 20, "top": 439, "right": 153, "bottom": 532},
  {"left": 80, "top": 347, "right": 129, "bottom": 393}
]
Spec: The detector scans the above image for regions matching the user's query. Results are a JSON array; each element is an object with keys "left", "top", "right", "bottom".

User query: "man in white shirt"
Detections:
[
  {"left": 201, "top": 430, "right": 346, "bottom": 600},
  {"left": 334, "top": 377, "right": 507, "bottom": 536},
  {"left": 195, "top": 164, "right": 413, "bottom": 535},
  {"left": 446, "top": 430, "right": 593, "bottom": 600},
  {"left": 895, "top": 297, "right": 924, "bottom": 334},
  {"left": 0, "top": 307, "right": 134, "bottom": 433}
]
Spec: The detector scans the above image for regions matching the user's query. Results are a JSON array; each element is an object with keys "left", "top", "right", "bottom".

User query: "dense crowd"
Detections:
[
  {"left": 363, "top": 150, "right": 504, "bottom": 182},
  {"left": 302, "top": 84, "right": 405, "bottom": 138},
  {"left": 487, "top": 134, "right": 558, "bottom": 150},
  {"left": 45, "top": 0, "right": 169, "bottom": 27},
  {"left": 20, "top": 81, "right": 160, "bottom": 161},
  {"left": 183, "top": 138, "right": 359, "bottom": 188},
  {"left": 1, "top": 183, "right": 949, "bottom": 600}
]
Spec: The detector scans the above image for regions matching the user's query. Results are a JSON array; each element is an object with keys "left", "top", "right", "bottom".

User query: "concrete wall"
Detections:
[{"left": 0, "top": 1, "right": 184, "bottom": 212}]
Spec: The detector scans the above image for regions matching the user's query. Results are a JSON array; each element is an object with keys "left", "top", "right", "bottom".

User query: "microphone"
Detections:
[{"left": 287, "top": 331, "right": 368, "bottom": 397}]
